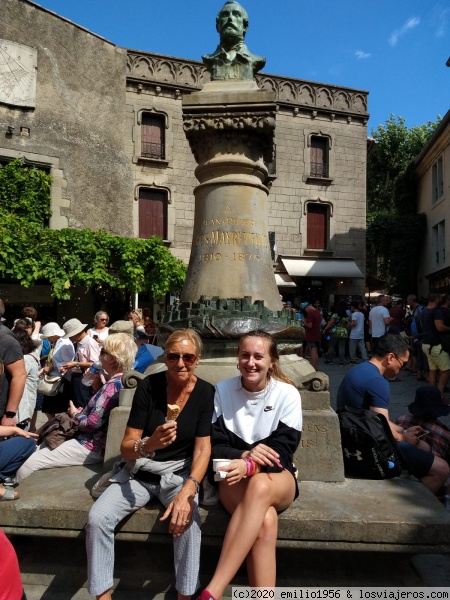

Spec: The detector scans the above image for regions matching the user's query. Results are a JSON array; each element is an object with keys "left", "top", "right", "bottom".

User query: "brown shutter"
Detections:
[
  {"left": 310, "top": 137, "right": 328, "bottom": 177},
  {"left": 141, "top": 114, "right": 164, "bottom": 159},
  {"left": 307, "top": 204, "right": 328, "bottom": 249},
  {"left": 139, "top": 189, "right": 166, "bottom": 239}
]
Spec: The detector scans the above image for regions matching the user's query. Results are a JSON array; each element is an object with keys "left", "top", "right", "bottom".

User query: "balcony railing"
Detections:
[
  {"left": 142, "top": 142, "right": 165, "bottom": 160},
  {"left": 310, "top": 162, "right": 329, "bottom": 177}
]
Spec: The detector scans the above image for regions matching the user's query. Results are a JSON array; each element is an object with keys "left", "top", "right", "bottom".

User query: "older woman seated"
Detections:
[
  {"left": 86, "top": 329, "right": 214, "bottom": 600},
  {"left": 16, "top": 333, "right": 137, "bottom": 482},
  {"left": 199, "top": 330, "right": 302, "bottom": 600}
]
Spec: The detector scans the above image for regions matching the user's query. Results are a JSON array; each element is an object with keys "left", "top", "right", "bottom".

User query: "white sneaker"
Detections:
[{"left": 200, "top": 477, "right": 219, "bottom": 506}]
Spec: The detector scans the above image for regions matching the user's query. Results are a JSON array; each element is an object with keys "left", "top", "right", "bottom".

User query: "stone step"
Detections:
[{"left": 12, "top": 534, "right": 433, "bottom": 599}]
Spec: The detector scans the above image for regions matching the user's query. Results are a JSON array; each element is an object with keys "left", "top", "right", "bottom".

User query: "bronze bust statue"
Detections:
[{"left": 202, "top": 1, "right": 266, "bottom": 81}]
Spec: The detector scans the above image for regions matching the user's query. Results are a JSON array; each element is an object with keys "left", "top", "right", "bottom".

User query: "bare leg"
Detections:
[
  {"left": 428, "top": 369, "right": 438, "bottom": 388},
  {"left": 96, "top": 591, "right": 111, "bottom": 600},
  {"left": 421, "top": 455, "right": 450, "bottom": 494},
  {"left": 437, "top": 369, "right": 450, "bottom": 397},
  {"left": 309, "top": 348, "right": 318, "bottom": 370},
  {"left": 205, "top": 471, "right": 295, "bottom": 599},
  {"left": 246, "top": 506, "right": 278, "bottom": 586}
]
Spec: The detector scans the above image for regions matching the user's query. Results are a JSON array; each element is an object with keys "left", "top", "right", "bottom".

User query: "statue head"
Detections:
[{"left": 216, "top": 1, "right": 248, "bottom": 46}]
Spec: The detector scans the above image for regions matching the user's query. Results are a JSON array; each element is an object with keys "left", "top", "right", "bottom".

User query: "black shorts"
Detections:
[{"left": 397, "top": 441, "right": 434, "bottom": 479}]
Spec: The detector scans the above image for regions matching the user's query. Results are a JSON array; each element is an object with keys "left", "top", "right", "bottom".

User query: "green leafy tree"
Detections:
[
  {"left": 367, "top": 115, "right": 440, "bottom": 296},
  {"left": 368, "top": 115, "right": 439, "bottom": 214},
  {"left": 0, "top": 159, "right": 186, "bottom": 299}
]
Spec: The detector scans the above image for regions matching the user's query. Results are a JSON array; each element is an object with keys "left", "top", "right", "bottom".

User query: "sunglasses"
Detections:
[
  {"left": 100, "top": 349, "right": 110, "bottom": 357},
  {"left": 166, "top": 353, "right": 197, "bottom": 365}
]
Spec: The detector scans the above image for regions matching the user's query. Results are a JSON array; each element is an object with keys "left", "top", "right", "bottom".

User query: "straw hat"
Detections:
[
  {"left": 109, "top": 320, "right": 135, "bottom": 336},
  {"left": 63, "top": 318, "right": 88, "bottom": 338},
  {"left": 41, "top": 322, "right": 65, "bottom": 338}
]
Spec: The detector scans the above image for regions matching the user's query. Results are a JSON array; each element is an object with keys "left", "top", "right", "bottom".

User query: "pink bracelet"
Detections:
[{"left": 243, "top": 456, "right": 256, "bottom": 477}]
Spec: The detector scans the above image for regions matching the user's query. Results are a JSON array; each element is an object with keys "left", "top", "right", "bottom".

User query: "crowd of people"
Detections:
[
  {"left": 0, "top": 300, "right": 303, "bottom": 600},
  {"left": 287, "top": 292, "right": 450, "bottom": 393}
]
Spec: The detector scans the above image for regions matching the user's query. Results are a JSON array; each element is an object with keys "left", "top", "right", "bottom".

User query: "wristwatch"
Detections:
[{"left": 5, "top": 411, "right": 16, "bottom": 418}]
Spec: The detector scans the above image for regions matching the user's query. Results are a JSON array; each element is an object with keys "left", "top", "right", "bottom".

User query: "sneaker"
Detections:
[
  {"left": 198, "top": 590, "right": 218, "bottom": 600},
  {"left": 200, "top": 478, "right": 219, "bottom": 506},
  {"left": 324, "top": 360, "right": 333, "bottom": 365}
]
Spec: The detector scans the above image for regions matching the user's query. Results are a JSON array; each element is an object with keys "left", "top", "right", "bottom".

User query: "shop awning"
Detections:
[
  {"left": 280, "top": 258, "right": 364, "bottom": 279},
  {"left": 275, "top": 273, "right": 296, "bottom": 288}
]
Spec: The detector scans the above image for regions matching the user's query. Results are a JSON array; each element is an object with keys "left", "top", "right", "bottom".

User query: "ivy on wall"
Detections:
[{"left": 0, "top": 160, "right": 186, "bottom": 300}]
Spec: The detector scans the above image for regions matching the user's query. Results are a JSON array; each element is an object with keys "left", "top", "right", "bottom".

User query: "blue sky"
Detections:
[{"left": 33, "top": 0, "right": 449, "bottom": 133}]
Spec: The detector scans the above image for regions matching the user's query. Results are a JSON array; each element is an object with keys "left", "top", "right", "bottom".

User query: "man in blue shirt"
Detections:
[{"left": 337, "top": 333, "right": 450, "bottom": 494}]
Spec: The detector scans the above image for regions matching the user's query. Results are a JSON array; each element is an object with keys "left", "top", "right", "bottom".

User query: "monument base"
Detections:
[{"left": 159, "top": 297, "right": 304, "bottom": 347}]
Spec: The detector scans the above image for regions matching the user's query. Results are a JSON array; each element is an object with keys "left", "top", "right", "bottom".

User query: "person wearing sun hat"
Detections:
[
  {"left": 39, "top": 322, "right": 75, "bottom": 417},
  {"left": 60, "top": 318, "right": 101, "bottom": 409},
  {"left": 396, "top": 385, "right": 450, "bottom": 509}
]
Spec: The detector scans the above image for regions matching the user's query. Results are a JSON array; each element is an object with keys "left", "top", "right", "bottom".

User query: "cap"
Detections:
[{"left": 300, "top": 302, "right": 310, "bottom": 311}]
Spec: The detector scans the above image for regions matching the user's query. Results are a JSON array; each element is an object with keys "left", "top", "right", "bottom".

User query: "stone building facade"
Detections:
[
  {"left": 416, "top": 110, "right": 450, "bottom": 297},
  {"left": 1, "top": 0, "right": 369, "bottom": 312}
]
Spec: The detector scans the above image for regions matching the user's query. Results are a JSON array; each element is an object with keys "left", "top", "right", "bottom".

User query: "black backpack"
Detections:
[{"left": 337, "top": 405, "right": 404, "bottom": 479}]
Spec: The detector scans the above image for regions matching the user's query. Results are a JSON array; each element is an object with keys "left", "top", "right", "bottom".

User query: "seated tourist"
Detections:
[
  {"left": 0, "top": 426, "right": 37, "bottom": 500},
  {"left": 337, "top": 333, "right": 450, "bottom": 494},
  {"left": 86, "top": 329, "right": 214, "bottom": 600},
  {"left": 199, "top": 330, "right": 302, "bottom": 600},
  {"left": 396, "top": 385, "right": 450, "bottom": 509},
  {"left": 39, "top": 322, "right": 75, "bottom": 417},
  {"left": 16, "top": 333, "right": 136, "bottom": 483}
]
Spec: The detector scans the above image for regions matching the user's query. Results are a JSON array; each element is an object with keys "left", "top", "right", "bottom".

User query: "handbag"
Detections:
[
  {"left": 37, "top": 374, "right": 64, "bottom": 396},
  {"left": 36, "top": 413, "right": 79, "bottom": 450}
]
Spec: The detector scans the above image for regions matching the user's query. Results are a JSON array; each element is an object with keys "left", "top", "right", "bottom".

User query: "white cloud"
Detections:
[
  {"left": 434, "top": 7, "right": 449, "bottom": 38},
  {"left": 389, "top": 16, "right": 420, "bottom": 46},
  {"left": 355, "top": 50, "right": 371, "bottom": 60}
]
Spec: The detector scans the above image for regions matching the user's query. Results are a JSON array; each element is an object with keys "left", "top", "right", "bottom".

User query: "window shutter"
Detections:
[
  {"left": 139, "top": 188, "right": 167, "bottom": 239},
  {"left": 141, "top": 114, "right": 165, "bottom": 159},
  {"left": 307, "top": 204, "right": 328, "bottom": 249}
]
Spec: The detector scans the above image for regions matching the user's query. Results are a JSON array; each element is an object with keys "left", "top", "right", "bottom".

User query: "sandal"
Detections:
[{"left": 0, "top": 485, "right": 20, "bottom": 501}]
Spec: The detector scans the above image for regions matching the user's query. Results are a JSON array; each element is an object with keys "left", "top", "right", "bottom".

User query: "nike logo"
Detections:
[{"left": 264, "top": 406, "right": 273, "bottom": 412}]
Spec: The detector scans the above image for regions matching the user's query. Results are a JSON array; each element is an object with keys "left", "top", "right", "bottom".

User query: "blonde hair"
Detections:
[
  {"left": 103, "top": 333, "right": 137, "bottom": 372},
  {"left": 165, "top": 329, "right": 202, "bottom": 357},
  {"left": 237, "top": 330, "right": 296, "bottom": 387},
  {"left": 128, "top": 308, "right": 143, "bottom": 324}
]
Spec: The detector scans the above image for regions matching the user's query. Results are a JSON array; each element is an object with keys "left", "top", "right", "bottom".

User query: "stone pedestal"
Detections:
[{"left": 181, "top": 80, "right": 281, "bottom": 312}]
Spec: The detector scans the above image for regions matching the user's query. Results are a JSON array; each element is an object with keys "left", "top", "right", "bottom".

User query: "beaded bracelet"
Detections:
[
  {"left": 243, "top": 456, "right": 256, "bottom": 477},
  {"left": 134, "top": 436, "right": 154, "bottom": 458}
]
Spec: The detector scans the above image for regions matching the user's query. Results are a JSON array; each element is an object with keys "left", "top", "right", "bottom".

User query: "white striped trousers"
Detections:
[{"left": 85, "top": 472, "right": 201, "bottom": 596}]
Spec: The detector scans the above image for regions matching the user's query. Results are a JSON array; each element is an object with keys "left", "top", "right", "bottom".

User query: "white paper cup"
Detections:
[{"left": 212, "top": 459, "right": 231, "bottom": 472}]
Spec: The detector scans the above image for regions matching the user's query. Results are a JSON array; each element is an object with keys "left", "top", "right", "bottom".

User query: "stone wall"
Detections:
[{"left": 1, "top": 0, "right": 132, "bottom": 236}]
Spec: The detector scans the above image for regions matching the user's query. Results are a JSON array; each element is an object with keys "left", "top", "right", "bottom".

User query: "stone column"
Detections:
[{"left": 181, "top": 81, "right": 282, "bottom": 312}]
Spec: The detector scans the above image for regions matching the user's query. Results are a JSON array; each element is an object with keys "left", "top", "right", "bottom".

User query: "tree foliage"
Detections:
[
  {"left": 366, "top": 115, "right": 440, "bottom": 296},
  {"left": 0, "top": 159, "right": 186, "bottom": 300},
  {"left": 368, "top": 114, "right": 440, "bottom": 214}
]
